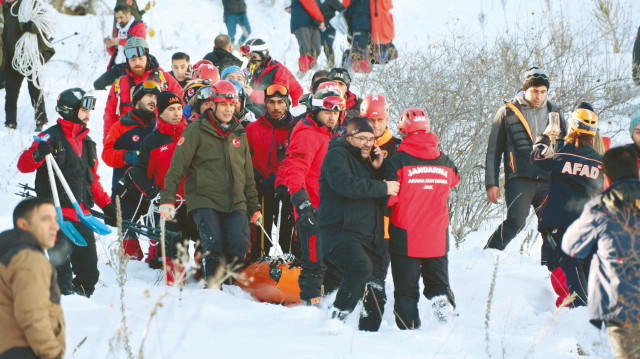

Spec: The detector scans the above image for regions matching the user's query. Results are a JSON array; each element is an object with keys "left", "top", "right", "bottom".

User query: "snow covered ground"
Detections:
[{"left": 2, "top": 0, "right": 640, "bottom": 357}]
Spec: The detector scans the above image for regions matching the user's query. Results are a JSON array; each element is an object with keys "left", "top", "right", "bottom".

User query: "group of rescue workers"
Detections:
[{"left": 7, "top": 13, "right": 640, "bottom": 357}]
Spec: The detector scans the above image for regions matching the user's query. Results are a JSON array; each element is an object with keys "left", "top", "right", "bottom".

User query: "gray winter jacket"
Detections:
[
  {"left": 485, "top": 91, "right": 565, "bottom": 188},
  {"left": 562, "top": 179, "right": 640, "bottom": 328}
]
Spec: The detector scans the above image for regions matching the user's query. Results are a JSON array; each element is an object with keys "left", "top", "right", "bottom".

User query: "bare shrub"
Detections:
[
  {"left": 356, "top": 13, "right": 637, "bottom": 245},
  {"left": 591, "top": 0, "right": 631, "bottom": 54}
]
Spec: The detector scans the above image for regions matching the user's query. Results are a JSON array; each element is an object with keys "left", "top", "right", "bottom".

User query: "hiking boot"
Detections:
[{"left": 431, "top": 295, "right": 455, "bottom": 324}]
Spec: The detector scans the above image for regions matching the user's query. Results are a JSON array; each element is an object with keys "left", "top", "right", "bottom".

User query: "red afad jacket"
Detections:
[
  {"left": 276, "top": 114, "right": 333, "bottom": 209},
  {"left": 245, "top": 113, "right": 292, "bottom": 179},
  {"left": 103, "top": 65, "right": 183, "bottom": 138},
  {"left": 106, "top": 20, "right": 147, "bottom": 69},
  {"left": 383, "top": 132, "right": 459, "bottom": 258},
  {"left": 249, "top": 58, "right": 304, "bottom": 107},
  {"left": 17, "top": 119, "right": 112, "bottom": 221}
]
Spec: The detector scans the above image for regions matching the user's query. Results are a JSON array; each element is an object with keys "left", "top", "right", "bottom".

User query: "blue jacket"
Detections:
[
  {"left": 346, "top": 0, "right": 370, "bottom": 32},
  {"left": 562, "top": 179, "right": 640, "bottom": 327},
  {"left": 532, "top": 137, "right": 604, "bottom": 229},
  {"left": 290, "top": 0, "right": 322, "bottom": 33}
]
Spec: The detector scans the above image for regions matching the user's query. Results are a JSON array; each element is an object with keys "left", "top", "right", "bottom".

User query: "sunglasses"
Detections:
[
  {"left": 81, "top": 96, "right": 96, "bottom": 110},
  {"left": 312, "top": 96, "right": 345, "bottom": 111},
  {"left": 124, "top": 46, "right": 146, "bottom": 59},
  {"left": 265, "top": 83, "right": 289, "bottom": 97}
]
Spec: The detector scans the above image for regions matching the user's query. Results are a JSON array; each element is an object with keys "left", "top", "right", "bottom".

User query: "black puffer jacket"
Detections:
[
  {"left": 485, "top": 93, "right": 566, "bottom": 188},
  {"left": 318, "top": 136, "right": 387, "bottom": 257}
]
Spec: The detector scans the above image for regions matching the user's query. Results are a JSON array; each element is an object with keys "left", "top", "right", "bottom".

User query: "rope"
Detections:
[{"left": 11, "top": 0, "right": 56, "bottom": 89}]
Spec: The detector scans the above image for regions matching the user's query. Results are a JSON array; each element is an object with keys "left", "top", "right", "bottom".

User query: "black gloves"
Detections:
[
  {"left": 275, "top": 184, "right": 289, "bottom": 202},
  {"left": 32, "top": 141, "right": 52, "bottom": 162},
  {"left": 19, "top": 21, "right": 37, "bottom": 34},
  {"left": 102, "top": 203, "right": 118, "bottom": 227},
  {"left": 291, "top": 189, "right": 317, "bottom": 234}
]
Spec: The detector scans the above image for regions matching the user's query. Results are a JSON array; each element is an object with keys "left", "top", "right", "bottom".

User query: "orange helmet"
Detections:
[
  {"left": 569, "top": 108, "right": 598, "bottom": 135},
  {"left": 398, "top": 108, "right": 430, "bottom": 137},
  {"left": 360, "top": 93, "right": 389, "bottom": 119}
]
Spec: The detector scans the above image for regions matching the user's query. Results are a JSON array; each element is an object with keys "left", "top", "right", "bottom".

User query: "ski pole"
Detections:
[{"left": 52, "top": 32, "right": 79, "bottom": 45}]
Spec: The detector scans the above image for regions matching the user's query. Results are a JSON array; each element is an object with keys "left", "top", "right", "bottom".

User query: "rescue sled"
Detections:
[{"left": 237, "top": 256, "right": 302, "bottom": 305}]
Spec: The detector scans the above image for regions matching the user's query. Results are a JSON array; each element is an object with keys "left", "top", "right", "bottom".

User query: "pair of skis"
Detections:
[{"left": 35, "top": 135, "right": 112, "bottom": 246}]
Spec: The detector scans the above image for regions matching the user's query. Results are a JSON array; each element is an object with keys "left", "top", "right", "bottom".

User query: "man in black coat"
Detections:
[
  {"left": 203, "top": 34, "right": 243, "bottom": 73},
  {"left": 319, "top": 117, "right": 399, "bottom": 331}
]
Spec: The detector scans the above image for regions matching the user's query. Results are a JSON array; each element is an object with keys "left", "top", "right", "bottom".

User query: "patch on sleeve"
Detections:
[
  {"left": 290, "top": 151, "right": 306, "bottom": 160},
  {"left": 177, "top": 137, "right": 185, "bottom": 146}
]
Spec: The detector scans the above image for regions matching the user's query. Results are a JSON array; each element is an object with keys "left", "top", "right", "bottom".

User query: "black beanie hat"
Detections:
[
  {"left": 157, "top": 91, "right": 182, "bottom": 115},
  {"left": 346, "top": 116, "right": 374, "bottom": 137},
  {"left": 328, "top": 68, "right": 351, "bottom": 88},
  {"left": 522, "top": 67, "right": 550, "bottom": 91}
]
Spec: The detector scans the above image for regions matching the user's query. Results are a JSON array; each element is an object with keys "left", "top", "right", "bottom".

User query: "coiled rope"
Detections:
[{"left": 11, "top": 0, "right": 55, "bottom": 89}]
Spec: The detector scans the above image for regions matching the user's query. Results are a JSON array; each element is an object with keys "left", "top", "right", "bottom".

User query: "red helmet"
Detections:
[
  {"left": 193, "top": 63, "right": 220, "bottom": 83},
  {"left": 398, "top": 108, "right": 430, "bottom": 136},
  {"left": 193, "top": 59, "right": 214, "bottom": 69},
  {"left": 316, "top": 81, "right": 343, "bottom": 96},
  {"left": 210, "top": 80, "right": 239, "bottom": 103},
  {"left": 360, "top": 93, "right": 389, "bottom": 119}
]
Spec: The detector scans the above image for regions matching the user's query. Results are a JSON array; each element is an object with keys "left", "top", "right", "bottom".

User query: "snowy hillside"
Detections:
[{"left": 2, "top": 0, "right": 640, "bottom": 358}]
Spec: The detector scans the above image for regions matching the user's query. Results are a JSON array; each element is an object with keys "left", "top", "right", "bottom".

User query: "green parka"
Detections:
[{"left": 160, "top": 110, "right": 259, "bottom": 215}]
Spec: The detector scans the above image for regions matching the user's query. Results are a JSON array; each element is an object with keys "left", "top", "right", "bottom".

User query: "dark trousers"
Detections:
[
  {"left": 297, "top": 223, "right": 323, "bottom": 301},
  {"left": 546, "top": 228, "right": 589, "bottom": 306},
  {"left": 48, "top": 221, "right": 98, "bottom": 297},
  {"left": 321, "top": 27, "right": 337, "bottom": 68},
  {"left": 191, "top": 208, "right": 250, "bottom": 262},
  {"left": 94, "top": 63, "right": 127, "bottom": 90},
  {"left": 293, "top": 27, "right": 321, "bottom": 58},
  {"left": 253, "top": 186, "right": 295, "bottom": 258},
  {"left": 4, "top": 67, "right": 47, "bottom": 126},
  {"left": 325, "top": 240, "right": 386, "bottom": 331},
  {"left": 485, "top": 178, "right": 548, "bottom": 251},
  {"left": 391, "top": 254, "right": 453, "bottom": 328}
]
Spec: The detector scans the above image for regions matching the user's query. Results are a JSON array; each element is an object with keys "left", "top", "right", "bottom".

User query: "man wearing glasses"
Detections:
[
  {"left": 246, "top": 84, "right": 295, "bottom": 259},
  {"left": 320, "top": 117, "right": 399, "bottom": 331},
  {"left": 275, "top": 87, "right": 344, "bottom": 305},
  {"left": 18, "top": 88, "right": 116, "bottom": 298},
  {"left": 484, "top": 67, "right": 566, "bottom": 266},
  {"left": 103, "top": 37, "right": 183, "bottom": 138},
  {"left": 240, "top": 38, "right": 303, "bottom": 114}
]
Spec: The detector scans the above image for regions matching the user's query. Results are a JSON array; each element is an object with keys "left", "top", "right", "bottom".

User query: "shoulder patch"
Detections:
[{"left": 177, "top": 137, "right": 185, "bottom": 146}]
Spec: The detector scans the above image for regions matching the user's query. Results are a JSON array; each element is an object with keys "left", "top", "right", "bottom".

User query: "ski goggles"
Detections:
[
  {"left": 240, "top": 43, "right": 268, "bottom": 56},
  {"left": 265, "top": 84, "right": 289, "bottom": 97},
  {"left": 140, "top": 80, "right": 161, "bottom": 91},
  {"left": 81, "top": 96, "right": 97, "bottom": 110},
  {"left": 124, "top": 46, "right": 146, "bottom": 59},
  {"left": 312, "top": 96, "right": 346, "bottom": 111}
]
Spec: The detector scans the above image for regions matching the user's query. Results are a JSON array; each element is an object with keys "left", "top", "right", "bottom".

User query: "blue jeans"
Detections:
[{"left": 224, "top": 13, "right": 251, "bottom": 44}]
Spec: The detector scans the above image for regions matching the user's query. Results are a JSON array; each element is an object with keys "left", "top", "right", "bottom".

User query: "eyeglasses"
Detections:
[
  {"left": 312, "top": 96, "right": 346, "bottom": 111},
  {"left": 81, "top": 96, "right": 96, "bottom": 110},
  {"left": 124, "top": 46, "right": 146, "bottom": 59},
  {"left": 265, "top": 83, "right": 289, "bottom": 97},
  {"left": 351, "top": 135, "right": 375, "bottom": 144}
]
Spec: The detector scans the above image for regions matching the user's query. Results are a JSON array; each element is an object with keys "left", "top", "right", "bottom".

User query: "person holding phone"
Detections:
[{"left": 320, "top": 117, "right": 398, "bottom": 331}]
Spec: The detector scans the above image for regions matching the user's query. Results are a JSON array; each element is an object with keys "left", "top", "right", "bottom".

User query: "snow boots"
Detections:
[
  {"left": 123, "top": 238, "right": 144, "bottom": 260},
  {"left": 394, "top": 296, "right": 421, "bottom": 329}
]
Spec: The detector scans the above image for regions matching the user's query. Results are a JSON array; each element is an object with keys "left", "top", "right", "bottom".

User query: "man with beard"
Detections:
[
  {"left": 103, "top": 37, "right": 183, "bottom": 138},
  {"left": 484, "top": 67, "right": 567, "bottom": 270},
  {"left": 246, "top": 84, "right": 295, "bottom": 259},
  {"left": 158, "top": 81, "right": 260, "bottom": 285},
  {"left": 320, "top": 117, "right": 399, "bottom": 331},
  {"left": 102, "top": 81, "right": 159, "bottom": 260},
  {"left": 275, "top": 87, "right": 343, "bottom": 305},
  {"left": 94, "top": 3, "right": 147, "bottom": 91},
  {"left": 17, "top": 88, "right": 116, "bottom": 297}
]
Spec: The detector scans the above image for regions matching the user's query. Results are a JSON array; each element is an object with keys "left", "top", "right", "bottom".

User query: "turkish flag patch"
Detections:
[
  {"left": 232, "top": 138, "right": 240, "bottom": 147},
  {"left": 132, "top": 135, "right": 140, "bottom": 142},
  {"left": 177, "top": 137, "right": 185, "bottom": 146}
]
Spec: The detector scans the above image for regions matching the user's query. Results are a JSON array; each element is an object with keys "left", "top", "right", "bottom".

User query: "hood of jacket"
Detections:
[
  {"left": 397, "top": 132, "right": 441, "bottom": 160},
  {"left": 601, "top": 179, "right": 640, "bottom": 214},
  {"left": 0, "top": 228, "right": 42, "bottom": 263}
]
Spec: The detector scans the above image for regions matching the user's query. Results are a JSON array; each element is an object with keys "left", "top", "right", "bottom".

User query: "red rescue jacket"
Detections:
[
  {"left": 383, "top": 132, "right": 459, "bottom": 258},
  {"left": 246, "top": 113, "right": 292, "bottom": 179},
  {"left": 103, "top": 65, "right": 183, "bottom": 138},
  {"left": 17, "top": 119, "right": 112, "bottom": 221},
  {"left": 276, "top": 114, "right": 334, "bottom": 209},
  {"left": 106, "top": 20, "right": 146, "bottom": 69},
  {"left": 248, "top": 58, "right": 303, "bottom": 107}
]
